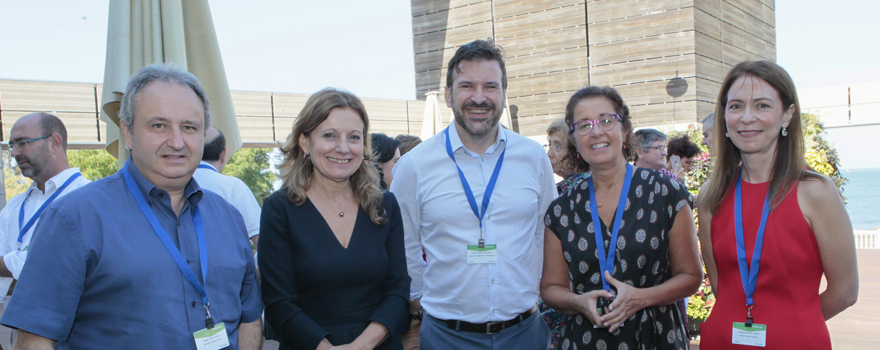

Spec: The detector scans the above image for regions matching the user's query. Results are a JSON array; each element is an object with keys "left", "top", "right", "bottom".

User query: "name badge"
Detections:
[
  {"left": 732, "top": 322, "right": 767, "bottom": 347},
  {"left": 194, "top": 322, "right": 230, "bottom": 350},
  {"left": 466, "top": 244, "right": 497, "bottom": 264}
]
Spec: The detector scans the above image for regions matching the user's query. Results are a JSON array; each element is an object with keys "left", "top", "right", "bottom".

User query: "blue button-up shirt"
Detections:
[{"left": 1, "top": 158, "right": 262, "bottom": 349}]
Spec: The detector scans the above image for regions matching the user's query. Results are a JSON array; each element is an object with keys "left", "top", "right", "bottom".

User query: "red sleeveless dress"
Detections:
[{"left": 699, "top": 181, "right": 831, "bottom": 349}]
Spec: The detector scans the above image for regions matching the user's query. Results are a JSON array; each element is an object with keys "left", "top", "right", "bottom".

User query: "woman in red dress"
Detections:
[{"left": 697, "top": 61, "right": 859, "bottom": 349}]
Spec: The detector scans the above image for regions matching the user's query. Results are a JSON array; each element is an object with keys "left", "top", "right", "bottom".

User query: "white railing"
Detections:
[{"left": 855, "top": 231, "right": 879, "bottom": 249}]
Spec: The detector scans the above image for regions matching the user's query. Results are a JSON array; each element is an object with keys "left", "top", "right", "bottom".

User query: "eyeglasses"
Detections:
[
  {"left": 644, "top": 145, "right": 667, "bottom": 153},
  {"left": 570, "top": 114, "right": 621, "bottom": 136},
  {"left": 8, "top": 135, "right": 50, "bottom": 151}
]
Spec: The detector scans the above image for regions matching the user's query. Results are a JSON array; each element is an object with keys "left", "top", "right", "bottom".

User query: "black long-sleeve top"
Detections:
[{"left": 259, "top": 189, "right": 411, "bottom": 350}]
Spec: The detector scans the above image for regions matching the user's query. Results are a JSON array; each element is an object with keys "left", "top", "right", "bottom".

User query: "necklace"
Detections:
[
  {"left": 596, "top": 182, "right": 620, "bottom": 208},
  {"left": 312, "top": 190, "right": 348, "bottom": 217}
]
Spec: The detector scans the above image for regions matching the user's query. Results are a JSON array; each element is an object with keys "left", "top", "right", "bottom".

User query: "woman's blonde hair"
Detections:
[
  {"left": 278, "top": 88, "right": 387, "bottom": 225},
  {"left": 701, "top": 61, "right": 821, "bottom": 215}
]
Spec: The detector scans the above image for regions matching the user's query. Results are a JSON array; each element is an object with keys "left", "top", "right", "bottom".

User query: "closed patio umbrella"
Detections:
[{"left": 101, "top": 0, "right": 240, "bottom": 166}]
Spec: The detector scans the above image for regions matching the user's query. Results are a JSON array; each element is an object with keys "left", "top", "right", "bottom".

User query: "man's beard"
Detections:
[
  {"left": 452, "top": 100, "right": 504, "bottom": 138},
  {"left": 16, "top": 155, "right": 43, "bottom": 179}
]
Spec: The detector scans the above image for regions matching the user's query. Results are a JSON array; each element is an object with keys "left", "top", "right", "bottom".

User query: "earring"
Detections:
[
  {"left": 725, "top": 132, "right": 729, "bottom": 138},
  {"left": 304, "top": 153, "right": 310, "bottom": 159},
  {"left": 577, "top": 154, "right": 581, "bottom": 160},
  {"left": 781, "top": 127, "right": 788, "bottom": 137}
]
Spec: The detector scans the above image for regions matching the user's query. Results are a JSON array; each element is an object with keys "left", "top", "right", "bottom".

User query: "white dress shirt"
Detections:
[
  {"left": 390, "top": 123, "right": 556, "bottom": 323},
  {"left": 0, "top": 167, "right": 91, "bottom": 293},
  {"left": 193, "top": 161, "right": 261, "bottom": 239}
]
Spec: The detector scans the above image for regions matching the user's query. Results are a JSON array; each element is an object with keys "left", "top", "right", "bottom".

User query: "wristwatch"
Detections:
[{"left": 410, "top": 308, "right": 424, "bottom": 321}]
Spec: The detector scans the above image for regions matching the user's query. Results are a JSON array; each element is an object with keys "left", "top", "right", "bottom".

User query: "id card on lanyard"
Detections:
[
  {"left": 732, "top": 169, "right": 769, "bottom": 347},
  {"left": 17, "top": 173, "right": 82, "bottom": 249},
  {"left": 122, "top": 163, "right": 229, "bottom": 350},
  {"left": 444, "top": 127, "right": 505, "bottom": 263}
]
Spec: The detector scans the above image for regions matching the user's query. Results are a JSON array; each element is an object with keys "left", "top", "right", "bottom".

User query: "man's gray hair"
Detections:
[
  {"left": 118, "top": 63, "right": 212, "bottom": 133},
  {"left": 634, "top": 128, "right": 667, "bottom": 151},
  {"left": 701, "top": 112, "right": 715, "bottom": 128}
]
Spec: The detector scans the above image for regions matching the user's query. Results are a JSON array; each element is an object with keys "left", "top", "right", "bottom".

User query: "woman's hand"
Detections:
[
  {"left": 572, "top": 289, "right": 614, "bottom": 328},
  {"left": 600, "top": 271, "right": 646, "bottom": 332}
]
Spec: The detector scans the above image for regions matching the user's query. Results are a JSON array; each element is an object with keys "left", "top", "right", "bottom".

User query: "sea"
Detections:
[{"left": 842, "top": 168, "right": 880, "bottom": 230}]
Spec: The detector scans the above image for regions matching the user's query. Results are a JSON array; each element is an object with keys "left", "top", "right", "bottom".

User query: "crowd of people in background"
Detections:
[{"left": 0, "top": 38, "right": 859, "bottom": 350}]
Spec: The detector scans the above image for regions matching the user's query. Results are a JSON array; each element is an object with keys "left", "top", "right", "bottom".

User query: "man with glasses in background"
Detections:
[
  {"left": 0, "top": 113, "right": 90, "bottom": 346},
  {"left": 632, "top": 128, "right": 683, "bottom": 182}
]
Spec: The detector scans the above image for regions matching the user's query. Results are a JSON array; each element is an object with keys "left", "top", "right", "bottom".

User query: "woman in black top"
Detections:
[
  {"left": 540, "top": 86, "right": 701, "bottom": 350},
  {"left": 260, "top": 88, "right": 410, "bottom": 350}
]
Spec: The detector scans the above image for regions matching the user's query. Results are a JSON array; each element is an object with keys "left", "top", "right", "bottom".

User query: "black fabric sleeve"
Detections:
[
  {"left": 259, "top": 191, "right": 329, "bottom": 350},
  {"left": 366, "top": 192, "right": 412, "bottom": 337}
]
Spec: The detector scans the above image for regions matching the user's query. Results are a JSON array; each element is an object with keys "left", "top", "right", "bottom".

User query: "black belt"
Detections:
[{"left": 440, "top": 305, "right": 538, "bottom": 335}]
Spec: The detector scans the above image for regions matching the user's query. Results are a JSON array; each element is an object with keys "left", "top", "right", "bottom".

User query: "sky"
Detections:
[{"left": 2, "top": 0, "right": 879, "bottom": 99}]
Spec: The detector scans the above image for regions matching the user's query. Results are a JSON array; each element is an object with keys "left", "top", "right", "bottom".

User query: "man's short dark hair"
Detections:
[
  {"left": 666, "top": 135, "right": 701, "bottom": 161},
  {"left": 203, "top": 129, "right": 226, "bottom": 162},
  {"left": 446, "top": 39, "right": 507, "bottom": 90},
  {"left": 38, "top": 113, "right": 68, "bottom": 150}
]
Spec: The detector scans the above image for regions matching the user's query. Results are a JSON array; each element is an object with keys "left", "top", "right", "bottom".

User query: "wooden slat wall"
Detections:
[
  {"left": 409, "top": 0, "right": 782, "bottom": 135},
  {"left": 0, "top": 80, "right": 425, "bottom": 147}
]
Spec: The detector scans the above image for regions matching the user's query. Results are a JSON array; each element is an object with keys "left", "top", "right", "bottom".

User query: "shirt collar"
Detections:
[
  {"left": 198, "top": 161, "right": 218, "bottom": 172},
  {"left": 446, "top": 121, "right": 508, "bottom": 157},
  {"left": 125, "top": 157, "right": 202, "bottom": 207},
  {"left": 27, "top": 167, "right": 82, "bottom": 196}
]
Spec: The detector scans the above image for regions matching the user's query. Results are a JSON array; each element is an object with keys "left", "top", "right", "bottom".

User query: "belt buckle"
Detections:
[{"left": 485, "top": 321, "right": 504, "bottom": 335}]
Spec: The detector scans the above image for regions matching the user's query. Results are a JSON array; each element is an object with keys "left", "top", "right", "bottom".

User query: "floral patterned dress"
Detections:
[{"left": 545, "top": 168, "right": 693, "bottom": 350}]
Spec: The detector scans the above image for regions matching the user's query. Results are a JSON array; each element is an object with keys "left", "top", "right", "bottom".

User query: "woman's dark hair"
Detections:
[
  {"left": 562, "top": 86, "right": 635, "bottom": 173},
  {"left": 666, "top": 135, "right": 700, "bottom": 161}
]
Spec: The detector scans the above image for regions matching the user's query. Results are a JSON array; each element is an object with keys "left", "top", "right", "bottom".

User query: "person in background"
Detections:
[
  {"left": 391, "top": 39, "right": 556, "bottom": 349},
  {"left": 391, "top": 134, "right": 424, "bottom": 350},
  {"left": 194, "top": 127, "right": 261, "bottom": 248},
  {"left": 0, "top": 113, "right": 92, "bottom": 347},
  {"left": 260, "top": 88, "right": 410, "bottom": 350},
  {"left": 701, "top": 113, "right": 715, "bottom": 153},
  {"left": 633, "top": 129, "right": 683, "bottom": 183},
  {"left": 371, "top": 133, "right": 402, "bottom": 190},
  {"left": 541, "top": 118, "right": 582, "bottom": 349},
  {"left": 545, "top": 118, "right": 588, "bottom": 195},
  {"left": 666, "top": 135, "right": 701, "bottom": 180},
  {"left": 0, "top": 63, "right": 263, "bottom": 349},
  {"left": 394, "top": 134, "right": 422, "bottom": 156},
  {"left": 541, "top": 86, "right": 700, "bottom": 350},
  {"left": 697, "top": 60, "right": 858, "bottom": 349}
]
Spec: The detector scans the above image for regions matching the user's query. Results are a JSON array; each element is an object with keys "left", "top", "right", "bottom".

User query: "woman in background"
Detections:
[
  {"left": 545, "top": 118, "right": 588, "bottom": 194},
  {"left": 260, "top": 88, "right": 410, "bottom": 350},
  {"left": 698, "top": 61, "right": 858, "bottom": 349},
  {"left": 371, "top": 133, "right": 401, "bottom": 190}
]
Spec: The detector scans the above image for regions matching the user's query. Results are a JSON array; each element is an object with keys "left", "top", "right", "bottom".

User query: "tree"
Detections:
[
  {"left": 223, "top": 148, "right": 276, "bottom": 206},
  {"left": 67, "top": 149, "right": 119, "bottom": 181}
]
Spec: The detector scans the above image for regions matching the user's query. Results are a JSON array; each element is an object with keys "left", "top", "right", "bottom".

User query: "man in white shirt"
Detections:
[
  {"left": 193, "top": 127, "right": 261, "bottom": 248},
  {"left": 0, "top": 113, "right": 91, "bottom": 299},
  {"left": 390, "top": 39, "right": 556, "bottom": 349}
]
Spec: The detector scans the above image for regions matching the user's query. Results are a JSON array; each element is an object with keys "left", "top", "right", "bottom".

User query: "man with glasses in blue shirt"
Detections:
[
  {"left": 1, "top": 65, "right": 262, "bottom": 350},
  {"left": 0, "top": 113, "right": 91, "bottom": 344}
]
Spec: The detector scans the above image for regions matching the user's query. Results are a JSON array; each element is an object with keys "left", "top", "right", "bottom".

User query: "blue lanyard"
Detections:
[
  {"left": 122, "top": 163, "right": 215, "bottom": 328},
  {"left": 444, "top": 126, "right": 506, "bottom": 245},
  {"left": 588, "top": 163, "right": 633, "bottom": 291},
  {"left": 197, "top": 164, "right": 217, "bottom": 172},
  {"left": 734, "top": 168, "right": 770, "bottom": 309},
  {"left": 18, "top": 173, "right": 82, "bottom": 243}
]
